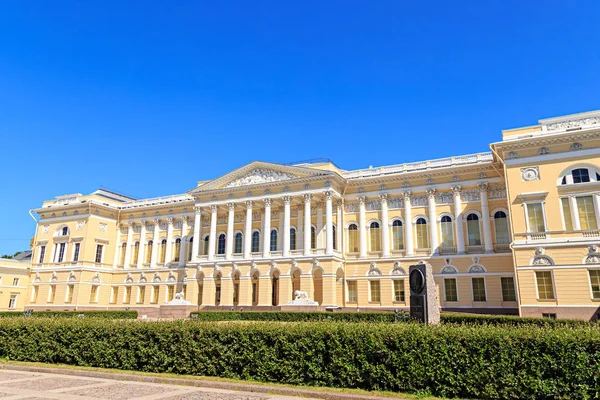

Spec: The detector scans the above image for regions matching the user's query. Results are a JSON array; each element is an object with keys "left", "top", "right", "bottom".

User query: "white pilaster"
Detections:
[
  {"left": 403, "top": 192, "right": 414, "bottom": 256},
  {"left": 263, "top": 198, "right": 272, "bottom": 258},
  {"left": 112, "top": 225, "right": 121, "bottom": 268},
  {"left": 244, "top": 201, "right": 253, "bottom": 259},
  {"left": 317, "top": 204, "right": 324, "bottom": 249},
  {"left": 359, "top": 196, "right": 367, "bottom": 259},
  {"left": 303, "top": 194, "right": 312, "bottom": 256},
  {"left": 283, "top": 196, "right": 291, "bottom": 257},
  {"left": 380, "top": 194, "right": 390, "bottom": 257},
  {"left": 569, "top": 195, "right": 581, "bottom": 230},
  {"left": 192, "top": 207, "right": 201, "bottom": 260},
  {"left": 165, "top": 217, "right": 174, "bottom": 264},
  {"left": 150, "top": 218, "right": 160, "bottom": 267},
  {"left": 336, "top": 200, "right": 343, "bottom": 253},
  {"left": 226, "top": 203, "right": 235, "bottom": 259},
  {"left": 178, "top": 217, "right": 188, "bottom": 267},
  {"left": 426, "top": 189, "right": 439, "bottom": 255},
  {"left": 452, "top": 186, "right": 466, "bottom": 254},
  {"left": 137, "top": 221, "right": 147, "bottom": 269},
  {"left": 325, "top": 191, "right": 334, "bottom": 255},
  {"left": 208, "top": 205, "right": 217, "bottom": 261},
  {"left": 124, "top": 222, "right": 134, "bottom": 268},
  {"left": 479, "top": 183, "right": 494, "bottom": 253},
  {"left": 297, "top": 207, "right": 304, "bottom": 251}
]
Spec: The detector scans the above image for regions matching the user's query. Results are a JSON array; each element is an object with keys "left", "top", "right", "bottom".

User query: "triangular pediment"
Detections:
[{"left": 189, "top": 161, "right": 335, "bottom": 193}]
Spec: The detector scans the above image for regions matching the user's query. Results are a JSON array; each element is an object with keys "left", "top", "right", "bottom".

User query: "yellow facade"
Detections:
[
  {"left": 19, "top": 109, "right": 600, "bottom": 320},
  {"left": 0, "top": 259, "right": 30, "bottom": 311}
]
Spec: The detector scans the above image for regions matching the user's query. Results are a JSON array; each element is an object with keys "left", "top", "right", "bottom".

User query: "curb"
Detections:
[{"left": 0, "top": 363, "right": 403, "bottom": 400}]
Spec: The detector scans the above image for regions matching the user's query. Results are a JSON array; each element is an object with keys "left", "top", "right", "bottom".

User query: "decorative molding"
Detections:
[
  {"left": 468, "top": 265, "right": 486, "bottom": 274},
  {"left": 402, "top": 182, "right": 410, "bottom": 188},
  {"left": 223, "top": 168, "right": 298, "bottom": 188},
  {"left": 425, "top": 178, "right": 434, "bottom": 185},
  {"left": 435, "top": 192, "right": 453, "bottom": 205},
  {"left": 366, "top": 199, "right": 381, "bottom": 211},
  {"left": 507, "top": 151, "right": 518, "bottom": 159},
  {"left": 451, "top": 176, "right": 460, "bottom": 182},
  {"left": 441, "top": 266, "right": 458, "bottom": 274},
  {"left": 99, "top": 223, "right": 107, "bottom": 233},
  {"left": 570, "top": 142, "right": 584, "bottom": 151},
  {"left": 546, "top": 116, "right": 600, "bottom": 132},
  {"left": 388, "top": 197, "right": 404, "bottom": 209},
  {"left": 538, "top": 147, "right": 550, "bottom": 155},
  {"left": 521, "top": 167, "right": 540, "bottom": 181},
  {"left": 411, "top": 195, "right": 427, "bottom": 207},
  {"left": 488, "top": 186, "right": 507, "bottom": 199},
  {"left": 425, "top": 188, "right": 436, "bottom": 199}
]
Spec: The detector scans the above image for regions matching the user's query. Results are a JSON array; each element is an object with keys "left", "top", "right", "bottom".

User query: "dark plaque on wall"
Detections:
[{"left": 409, "top": 263, "right": 440, "bottom": 324}]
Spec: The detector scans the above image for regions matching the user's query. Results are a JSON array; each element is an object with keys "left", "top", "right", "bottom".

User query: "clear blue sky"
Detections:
[{"left": 1, "top": 1, "right": 599, "bottom": 255}]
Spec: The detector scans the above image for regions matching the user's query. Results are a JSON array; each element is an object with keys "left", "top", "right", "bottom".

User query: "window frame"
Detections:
[
  {"left": 347, "top": 280, "right": 358, "bottom": 303},
  {"left": 471, "top": 277, "right": 487, "bottom": 302},
  {"left": 369, "top": 280, "right": 381, "bottom": 302},
  {"left": 444, "top": 278, "right": 458, "bottom": 302},
  {"left": 500, "top": 276, "right": 517, "bottom": 302},
  {"left": 523, "top": 201, "right": 549, "bottom": 238},
  {"left": 535, "top": 270, "right": 556, "bottom": 301},
  {"left": 392, "top": 279, "right": 405, "bottom": 302},
  {"left": 588, "top": 269, "right": 600, "bottom": 300}
]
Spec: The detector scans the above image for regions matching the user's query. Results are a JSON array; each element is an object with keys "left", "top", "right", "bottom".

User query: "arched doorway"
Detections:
[
  {"left": 271, "top": 271, "right": 280, "bottom": 306},
  {"left": 313, "top": 268, "right": 323, "bottom": 305}
]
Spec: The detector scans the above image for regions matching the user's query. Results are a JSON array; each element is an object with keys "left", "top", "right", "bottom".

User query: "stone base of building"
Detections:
[
  {"left": 520, "top": 306, "right": 600, "bottom": 321},
  {"left": 441, "top": 307, "right": 519, "bottom": 315}
]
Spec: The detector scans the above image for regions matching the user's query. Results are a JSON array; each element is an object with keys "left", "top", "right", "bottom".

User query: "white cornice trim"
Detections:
[{"left": 505, "top": 147, "right": 600, "bottom": 166}]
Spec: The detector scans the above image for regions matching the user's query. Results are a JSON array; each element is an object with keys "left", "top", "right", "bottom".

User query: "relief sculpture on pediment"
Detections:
[{"left": 225, "top": 169, "right": 298, "bottom": 188}]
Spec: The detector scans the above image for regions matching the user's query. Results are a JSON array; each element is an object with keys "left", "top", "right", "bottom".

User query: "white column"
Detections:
[
  {"left": 317, "top": 204, "right": 324, "bottom": 249},
  {"left": 297, "top": 207, "right": 304, "bottom": 251},
  {"left": 283, "top": 196, "right": 291, "bottom": 257},
  {"left": 358, "top": 196, "right": 367, "bottom": 259},
  {"left": 165, "top": 217, "right": 174, "bottom": 264},
  {"left": 325, "top": 191, "right": 334, "bottom": 255},
  {"left": 336, "top": 200, "right": 343, "bottom": 253},
  {"left": 125, "top": 222, "right": 134, "bottom": 268},
  {"left": 192, "top": 207, "right": 201, "bottom": 260},
  {"left": 479, "top": 183, "right": 494, "bottom": 253},
  {"left": 226, "top": 203, "right": 235, "bottom": 259},
  {"left": 380, "top": 194, "right": 390, "bottom": 257},
  {"left": 208, "top": 205, "right": 217, "bottom": 261},
  {"left": 244, "top": 201, "right": 253, "bottom": 258},
  {"left": 303, "top": 194, "right": 312, "bottom": 256},
  {"left": 403, "top": 192, "right": 414, "bottom": 256},
  {"left": 179, "top": 217, "right": 188, "bottom": 267},
  {"left": 150, "top": 218, "right": 160, "bottom": 267},
  {"left": 137, "top": 221, "right": 147, "bottom": 269},
  {"left": 277, "top": 208, "right": 283, "bottom": 251},
  {"left": 452, "top": 186, "right": 466, "bottom": 254},
  {"left": 263, "top": 198, "right": 272, "bottom": 257},
  {"left": 112, "top": 225, "right": 121, "bottom": 268},
  {"left": 426, "top": 189, "right": 439, "bottom": 255},
  {"left": 569, "top": 195, "right": 581, "bottom": 230}
]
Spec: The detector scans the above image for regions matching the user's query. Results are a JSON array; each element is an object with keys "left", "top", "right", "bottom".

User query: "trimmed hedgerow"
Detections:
[
  {"left": 189, "top": 310, "right": 590, "bottom": 327},
  {"left": 0, "top": 318, "right": 598, "bottom": 399},
  {"left": 0, "top": 310, "right": 137, "bottom": 319}
]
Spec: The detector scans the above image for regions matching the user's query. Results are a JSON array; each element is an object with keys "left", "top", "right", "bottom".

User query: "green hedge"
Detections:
[
  {"left": 0, "top": 318, "right": 599, "bottom": 399},
  {"left": 189, "top": 310, "right": 590, "bottom": 326},
  {"left": 0, "top": 310, "right": 137, "bottom": 319}
]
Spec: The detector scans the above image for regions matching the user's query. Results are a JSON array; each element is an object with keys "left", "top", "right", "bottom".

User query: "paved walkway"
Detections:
[{"left": 0, "top": 369, "right": 317, "bottom": 400}]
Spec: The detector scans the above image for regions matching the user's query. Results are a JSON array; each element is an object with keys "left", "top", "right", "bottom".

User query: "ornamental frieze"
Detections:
[
  {"left": 225, "top": 169, "right": 298, "bottom": 188},
  {"left": 435, "top": 192, "right": 453, "bottom": 205},
  {"left": 461, "top": 190, "right": 480, "bottom": 203},
  {"left": 546, "top": 116, "right": 600, "bottom": 131}
]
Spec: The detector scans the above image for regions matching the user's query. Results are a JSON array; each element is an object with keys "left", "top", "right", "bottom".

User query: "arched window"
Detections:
[
  {"left": 61, "top": 226, "right": 69, "bottom": 236},
  {"left": 416, "top": 218, "right": 429, "bottom": 249},
  {"left": 392, "top": 220, "right": 404, "bottom": 250},
  {"left": 146, "top": 240, "right": 153, "bottom": 264},
  {"left": 370, "top": 222, "right": 381, "bottom": 251},
  {"left": 159, "top": 239, "right": 167, "bottom": 263},
  {"left": 119, "top": 243, "right": 127, "bottom": 266},
  {"left": 217, "top": 234, "right": 226, "bottom": 255},
  {"left": 203, "top": 236, "right": 209, "bottom": 255},
  {"left": 440, "top": 216, "right": 455, "bottom": 248},
  {"left": 348, "top": 224, "right": 358, "bottom": 252},
  {"left": 173, "top": 238, "right": 181, "bottom": 262},
  {"left": 188, "top": 237, "right": 193, "bottom": 261},
  {"left": 572, "top": 168, "right": 590, "bottom": 184},
  {"left": 290, "top": 228, "right": 296, "bottom": 251},
  {"left": 466, "top": 214, "right": 481, "bottom": 246},
  {"left": 559, "top": 166, "right": 600, "bottom": 185},
  {"left": 234, "top": 233, "right": 243, "bottom": 254},
  {"left": 270, "top": 230, "right": 278, "bottom": 252},
  {"left": 133, "top": 242, "right": 140, "bottom": 264},
  {"left": 252, "top": 231, "right": 260, "bottom": 253},
  {"left": 494, "top": 212, "right": 509, "bottom": 244},
  {"left": 311, "top": 227, "right": 316, "bottom": 249},
  {"left": 332, "top": 225, "right": 337, "bottom": 250}
]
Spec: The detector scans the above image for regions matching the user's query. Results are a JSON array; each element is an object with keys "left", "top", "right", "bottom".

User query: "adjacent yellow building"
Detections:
[
  {"left": 21, "top": 110, "right": 600, "bottom": 320},
  {"left": 0, "top": 259, "right": 30, "bottom": 311}
]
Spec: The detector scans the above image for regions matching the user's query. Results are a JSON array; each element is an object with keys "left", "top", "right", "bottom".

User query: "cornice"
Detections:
[{"left": 492, "top": 128, "right": 600, "bottom": 152}]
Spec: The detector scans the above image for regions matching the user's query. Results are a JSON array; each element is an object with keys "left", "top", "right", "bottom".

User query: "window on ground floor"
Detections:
[
  {"left": 347, "top": 281, "right": 357, "bottom": 302},
  {"left": 472, "top": 277, "right": 487, "bottom": 302},
  {"left": 501, "top": 277, "right": 516, "bottom": 302},
  {"left": 589, "top": 270, "right": 600, "bottom": 299},
  {"left": 444, "top": 278, "right": 458, "bottom": 302},
  {"left": 535, "top": 271, "right": 555, "bottom": 300},
  {"left": 369, "top": 280, "right": 381, "bottom": 302},
  {"left": 393, "top": 279, "right": 405, "bottom": 302}
]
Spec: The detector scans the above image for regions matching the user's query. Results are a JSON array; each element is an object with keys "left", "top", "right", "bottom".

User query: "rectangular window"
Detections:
[
  {"left": 57, "top": 243, "right": 66, "bottom": 263},
  {"left": 252, "top": 282, "right": 258, "bottom": 304},
  {"left": 90, "top": 285, "right": 98, "bottom": 303},
  {"left": 168, "top": 285, "right": 175, "bottom": 302},
  {"left": 472, "top": 277, "right": 487, "bottom": 302},
  {"left": 536, "top": 271, "right": 555, "bottom": 300},
  {"left": 66, "top": 284, "right": 74, "bottom": 303},
  {"left": 561, "top": 198, "right": 573, "bottom": 231},
  {"left": 501, "top": 277, "right": 516, "bottom": 302},
  {"left": 137, "top": 286, "right": 145, "bottom": 303},
  {"left": 589, "top": 270, "right": 600, "bottom": 299},
  {"left": 577, "top": 196, "right": 598, "bottom": 230},
  {"left": 48, "top": 285, "right": 56, "bottom": 303},
  {"left": 31, "top": 286, "right": 39, "bottom": 303},
  {"left": 13, "top": 278, "right": 19, "bottom": 286},
  {"left": 393, "top": 280, "right": 405, "bottom": 302},
  {"left": 124, "top": 286, "right": 131, "bottom": 304},
  {"left": 444, "top": 278, "right": 458, "bottom": 302},
  {"left": 182, "top": 284, "right": 187, "bottom": 300},
  {"left": 573, "top": 168, "right": 590, "bottom": 184},
  {"left": 370, "top": 280, "right": 381, "bottom": 302},
  {"left": 95, "top": 245, "right": 103, "bottom": 264},
  {"left": 542, "top": 313, "right": 557, "bottom": 320},
  {"left": 151, "top": 286, "right": 159, "bottom": 303},
  {"left": 110, "top": 287, "right": 117, "bottom": 304},
  {"left": 348, "top": 229, "right": 358, "bottom": 253},
  {"left": 73, "top": 243, "right": 80, "bottom": 262},
  {"left": 38, "top": 246, "right": 46, "bottom": 263},
  {"left": 526, "top": 203, "right": 546, "bottom": 233},
  {"left": 233, "top": 283, "right": 239, "bottom": 304},
  {"left": 8, "top": 294, "right": 17, "bottom": 309},
  {"left": 347, "top": 281, "right": 358, "bottom": 302}
]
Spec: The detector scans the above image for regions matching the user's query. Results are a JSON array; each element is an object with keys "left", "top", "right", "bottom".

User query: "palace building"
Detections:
[{"left": 21, "top": 110, "right": 600, "bottom": 320}]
